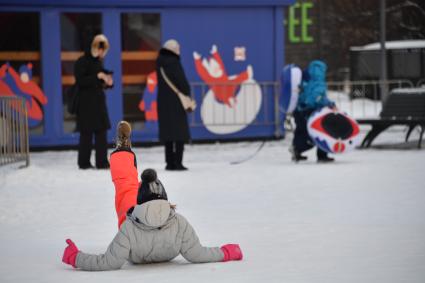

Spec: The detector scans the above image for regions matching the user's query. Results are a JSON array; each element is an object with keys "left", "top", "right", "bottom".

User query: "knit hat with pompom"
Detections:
[{"left": 137, "top": 169, "right": 168, "bottom": 205}]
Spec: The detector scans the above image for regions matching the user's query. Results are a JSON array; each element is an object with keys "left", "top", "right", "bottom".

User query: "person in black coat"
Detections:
[
  {"left": 74, "top": 34, "right": 113, "bottom": 169},
  {"left": 156, "top": 39, "right": 191, "bottom": 171}
]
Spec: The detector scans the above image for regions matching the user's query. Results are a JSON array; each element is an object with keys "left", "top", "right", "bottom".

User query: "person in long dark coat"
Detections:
[
  {"left": 74, "top": 34, "right": 113, "bottom": 169},
  {"left": 156, "top": 39, "right": 191, "bottom": 171}
]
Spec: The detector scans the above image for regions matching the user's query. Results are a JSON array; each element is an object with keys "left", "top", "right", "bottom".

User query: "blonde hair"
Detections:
[{"left": 91, "top": 34, "right": 110, "bottom": 57}]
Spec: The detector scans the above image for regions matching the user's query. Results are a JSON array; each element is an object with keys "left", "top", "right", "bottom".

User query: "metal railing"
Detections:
[
  {"left": 327, "top": 80, "right": 414, "bottom": 118},
  {"left": 0, "top": 96, "right": 29, "bottom": 167},
  {"left": 188, "top": 80, "right": 419, "bottom": 136},
  {"left": 417, "top": 78, "right": 425, "bottom": 88}
]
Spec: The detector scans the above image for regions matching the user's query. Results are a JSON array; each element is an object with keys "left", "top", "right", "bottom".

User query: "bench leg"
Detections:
[
  {"left": 418, "top": 125, "right": 424, "bottom": 149},
  {"left": 405, "top": 125, "right": 417, "bottom": 142},
  {"left": 361, "top": 124, "right": 390, "bottom": 148}
]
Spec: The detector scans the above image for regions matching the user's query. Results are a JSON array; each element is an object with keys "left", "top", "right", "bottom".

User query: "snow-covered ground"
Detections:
[{"left": 1, "top": 129, "right": 425, "bottom": 283}]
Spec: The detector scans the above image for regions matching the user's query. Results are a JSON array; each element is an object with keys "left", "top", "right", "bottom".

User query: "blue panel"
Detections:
[
  {"left": 274, "top": 7, "right": 285, "bottom": 136},
  {"left": 0, "top": 0, "right": 295, "bottom": 8},
  {"left": 30, "top": 10, "right": 62, "bottom": 147},
  {"left": 161, "top": 7, "right": 279, "bottom": 140},
  {"left": 274, "top": 7, "right": 284, "bottom": 81},
  {"left": 103, "top": 10, "right": 123, "bottom": 144},
  {"left": 164, "top": 8, "right": 275, "bottom": 82}
]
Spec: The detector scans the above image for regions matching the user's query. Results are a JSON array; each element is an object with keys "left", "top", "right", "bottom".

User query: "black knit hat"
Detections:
[{"left": 137, "top": 169, "right": 168, "bottom": 205}]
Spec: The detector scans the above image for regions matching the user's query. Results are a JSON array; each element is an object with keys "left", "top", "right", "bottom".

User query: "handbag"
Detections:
[
  {"left": 160, "top": 67, "right": 196, "bottom": 112},
  {"left": 66, "top": 84, "right": 79, "bottom": 115}
]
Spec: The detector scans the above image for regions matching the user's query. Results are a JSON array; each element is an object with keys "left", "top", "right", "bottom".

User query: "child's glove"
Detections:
[
  {"left": 220, "top": 244, "right": 243, "bottom": 262},
  {"left": 62, "top": 239, "right": 79, "bottom": 268}
]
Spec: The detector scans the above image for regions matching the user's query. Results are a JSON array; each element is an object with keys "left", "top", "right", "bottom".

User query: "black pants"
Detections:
[
  {"left": 78, "top": 130, "right": 109, "bottom": 168},
  {"left": 165, "top": 141, "right": 184, "bottom": 168},
  {"left": 292, "top": 110, "right": 327, "bottom": 159}
]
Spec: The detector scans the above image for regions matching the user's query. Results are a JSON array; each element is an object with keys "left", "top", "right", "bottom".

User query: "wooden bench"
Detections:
[{"left": 357, "top": 89, "right": 425, "bottom": 148}]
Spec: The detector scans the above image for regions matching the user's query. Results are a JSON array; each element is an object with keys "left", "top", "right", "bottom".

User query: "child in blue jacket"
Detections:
[{"left": 290, "top": 60, "right": 335, "bottom": 162}]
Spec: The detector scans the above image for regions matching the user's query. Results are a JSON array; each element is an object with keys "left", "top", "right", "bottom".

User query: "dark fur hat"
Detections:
[{"left": 137, "top": 169, "right": 168, "bottom": 205}]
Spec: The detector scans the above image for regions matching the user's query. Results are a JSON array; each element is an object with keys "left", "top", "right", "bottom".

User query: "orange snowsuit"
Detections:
[{"left": 110, "top": 148, "right": 139, "bottom": 228}]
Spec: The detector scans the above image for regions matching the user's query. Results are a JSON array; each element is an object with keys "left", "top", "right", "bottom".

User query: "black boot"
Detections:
[
  {"left": 289, "top": 146, "right": 308, "bottom": 162},
  {"left": 317, "top": 148, "right": 334, "bottom": 163},
  {"left": 317, "top": 156, "right": 335, "bottom": 163}
]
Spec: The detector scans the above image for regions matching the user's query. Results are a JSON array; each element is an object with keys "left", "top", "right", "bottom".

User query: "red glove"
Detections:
[
  {"left": 62, "top": 239, "right": 79, "bottom": 268},
  {"left": 221, "top": 244, "right": 243, "bottom": 262}
]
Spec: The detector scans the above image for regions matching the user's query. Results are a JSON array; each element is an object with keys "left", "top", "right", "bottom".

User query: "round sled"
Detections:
[
  {"left": 307, "top": 107, "right": 361, "bottom": 154},
  {"left": 280, "top": 64, "right": 302, "bottom": 114}
]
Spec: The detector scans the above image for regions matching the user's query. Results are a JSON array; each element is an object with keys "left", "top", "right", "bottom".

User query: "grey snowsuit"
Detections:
[{"left": 76, "top": 200, "right": 224, "bottom": 271}]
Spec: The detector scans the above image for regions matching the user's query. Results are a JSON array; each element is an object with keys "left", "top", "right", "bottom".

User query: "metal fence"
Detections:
[
  {"left": 327, "top": 80, "right": 414, "bottom": 118},
  {"left": 0, "top": 96, "right": 29, "bottom": 167},
  {"left": 188, "top": 79, "right": 422, "bottom": 136},
  {"left": 417, "top": 78, "right": 425, "bottom": 88}
]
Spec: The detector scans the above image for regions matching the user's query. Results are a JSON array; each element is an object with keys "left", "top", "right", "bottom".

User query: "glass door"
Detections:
[{"left": 121, "top": 13, "right": 161, "bottom": 131}]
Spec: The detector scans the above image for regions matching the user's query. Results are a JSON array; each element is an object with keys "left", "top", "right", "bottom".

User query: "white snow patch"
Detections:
[{"left": 1, "top": 131, "right": 425, "bottom": 283}]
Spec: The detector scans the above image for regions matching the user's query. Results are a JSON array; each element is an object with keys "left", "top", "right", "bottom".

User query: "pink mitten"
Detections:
[
  {"left": 62, "top": 239, "right": 79, "bottom": 268},
  {"left": 221, "top": 244, "right": 243, "bottom": 262}
]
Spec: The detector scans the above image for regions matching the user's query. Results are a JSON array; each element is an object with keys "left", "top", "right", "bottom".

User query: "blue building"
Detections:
[{"left": 0, "top": 0, "right": 294, "bottom": 147}]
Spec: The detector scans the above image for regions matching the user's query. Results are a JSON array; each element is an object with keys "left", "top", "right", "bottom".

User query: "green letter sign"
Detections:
[{"left": 286, "top": 1, "right": 314, "bottom": 44}]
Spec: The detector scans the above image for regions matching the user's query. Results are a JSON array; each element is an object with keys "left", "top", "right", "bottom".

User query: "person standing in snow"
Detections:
[
  {"left": 62, "top": 167, "right": 243, "bottom": 270},
  {"left": 290, "top": 60, "right": 336, "bottom": 163},
  {"left": 156, "top": 39, "right": 191, "bottom": 171},
  {"left": 74, "top": 34, "right": 113, "bottom": 169}
]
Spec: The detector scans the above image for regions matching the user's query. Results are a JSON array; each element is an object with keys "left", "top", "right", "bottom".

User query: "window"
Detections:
[
  {"left": 121, "top": 13, "right": 161, "bottom": 130},
  {"left": 0, "top": 12, "right": 45, "bottom": 135}
]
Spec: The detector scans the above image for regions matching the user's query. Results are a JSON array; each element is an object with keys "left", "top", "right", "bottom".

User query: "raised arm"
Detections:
[{"left": 193, "top": 53, "right": 213, "bottom": 83}]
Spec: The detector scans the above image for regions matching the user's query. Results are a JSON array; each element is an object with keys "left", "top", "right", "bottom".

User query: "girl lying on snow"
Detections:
[{"left": 62, "top": 121, "right": 243, "bottom": 271}]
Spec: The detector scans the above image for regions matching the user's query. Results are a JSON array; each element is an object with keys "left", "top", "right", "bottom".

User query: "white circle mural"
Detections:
[
  {"left": 200, "top": 79, "right": 262, "bottom": 134},
  {"left": 193, "top": 45, "right": 263, "bottom": 135}
]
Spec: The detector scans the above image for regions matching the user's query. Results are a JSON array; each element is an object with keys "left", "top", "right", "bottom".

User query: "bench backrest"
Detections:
[{"left": 381, "top": 91, "right": 425, "bottom": 119}]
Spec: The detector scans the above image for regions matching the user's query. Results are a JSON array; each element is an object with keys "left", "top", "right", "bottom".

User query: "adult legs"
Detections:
[
  {"left": 175, "top": 141, "right": 187, "bottom": 170},
  {"left": 164, "top": 141, "right": 187, "bottom": 170},
  {"left": 78, "top": 131, "right": 93, "bottom": 169},
  {"left": 165, "top": 141, "right": 175, "bottom": 170},
  {"left": 95, "top": 129, "right": 109, "bottom": 168}
]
